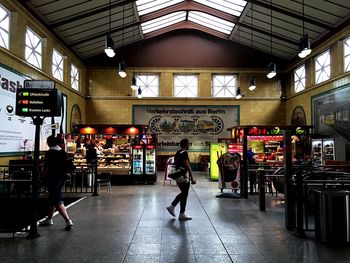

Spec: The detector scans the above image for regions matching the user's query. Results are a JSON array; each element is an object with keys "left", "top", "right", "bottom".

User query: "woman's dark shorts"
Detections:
[{"left": 48, "top": 180, "right": 65, "bottom": 206}]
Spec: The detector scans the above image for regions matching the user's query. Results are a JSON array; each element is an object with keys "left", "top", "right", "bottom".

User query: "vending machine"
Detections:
[
  {"left": 312, "top": 138, "right": 335, "bottom": 165},
  {"left": 132, "top": 144, "right": 144, "bottom": 176},
  {"left": 145, "top": 144, "right": 157, "bottom": 182}
]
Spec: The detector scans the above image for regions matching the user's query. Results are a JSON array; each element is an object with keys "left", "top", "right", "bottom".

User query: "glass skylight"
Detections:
[
  {"left": 188, "top": 11, "right": 235, "bottom": 34},
  {"left": 136, "top": 0, "right": 185, "bottom": 16},
  {"left": 193, "top": 0, "right": 247, "bottom": 16},
  {"left": 141, "top": 11, "right": 186, "bottom": 34}
]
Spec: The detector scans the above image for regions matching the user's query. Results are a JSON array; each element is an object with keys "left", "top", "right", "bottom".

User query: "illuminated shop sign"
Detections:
[{"left": 246, "top": 127, "right": 308, "bottom": 136}]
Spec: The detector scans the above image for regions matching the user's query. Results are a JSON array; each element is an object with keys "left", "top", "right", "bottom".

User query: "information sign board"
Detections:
[{"left": 15, "top": 88, "right": 61, "bottom": 116}]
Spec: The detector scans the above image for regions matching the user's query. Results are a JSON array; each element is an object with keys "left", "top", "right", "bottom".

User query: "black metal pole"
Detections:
[
  {"left": 242, "top": 132, "right": 248, "bottom": 199},
  {"left": 92, "top": 161, "right": 99, "bottom": 196},
  {"left": 295, "top": 170, "right": 305, "bottom": 237},
  {"left": 284, "top": 129, "right": 295, "bottom": 231},
  {"left": 258, "top": 169, "right": 266, "bottom": 211},
  {"left": 27, "top": 116, "right": 43, "bottom": 239}
]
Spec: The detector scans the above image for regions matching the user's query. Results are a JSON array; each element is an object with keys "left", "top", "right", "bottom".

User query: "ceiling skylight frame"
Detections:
[
  {"left": 136, "top": 0, "right": 185, "bottom": 16},
  {"left": 141, "top": 11, "right": 186, "bottom": 34},
  {"left": 193, "top": 0, "right": 247, "bottom": 16},
  {"left": 188, "top": 11, "right": 235, "bottom": 34}
]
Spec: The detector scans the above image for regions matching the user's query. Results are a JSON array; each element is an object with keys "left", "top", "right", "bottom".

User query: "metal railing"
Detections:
[{"left": 0, "top": 164, "right": 95, "bottom": 197}]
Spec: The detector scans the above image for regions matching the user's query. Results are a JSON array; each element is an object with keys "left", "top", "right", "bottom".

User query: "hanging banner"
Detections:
[{"left": 133, "top": 105, "right": 239, "bottom": 152}]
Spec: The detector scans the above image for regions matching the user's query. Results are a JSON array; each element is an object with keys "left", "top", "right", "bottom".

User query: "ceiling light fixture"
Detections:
[
  {"left": 235, "top": 87, "right": 242, "bottom": 99},
  {"left": 131, "top": 75, "right": 137, "bottom": 90},
  {"left": 248, "top": 76, "right": 256, "bottom": 91},
  {"left": 248, "top": 4, "right": 256, "bottom": 91},
  {"left": 267, "top": 62, "right": 276, "bottom": 79},
  {"left": 105, "top": 35, "right": 115, "bottom": 57},
  {"left": 131, "top": 25, "right": 138, "bottom": 90},
  {"left": 119, "top": 1, "right": 127, "bottom": 78},
  {"left": 266, "top": 0, "right": 276, "bottom": 79},
  {"left": 119, "top": 61, "right": 127, "bottom": 78},
  {"left": 137, "top": 87, "right": 142, "bottom": 99},
  {"left": 298, "top": 0, "right": 311, "bottom": 58},
  {"left": 104, "top": 0, "right": 115, "bottom": 58}
]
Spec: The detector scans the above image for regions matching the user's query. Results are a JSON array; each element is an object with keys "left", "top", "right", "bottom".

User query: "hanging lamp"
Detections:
[
  {"left": 104, "top": 0, "right": 115, "bottom": 58},
  {"left": 137, "top": 87, "right": 142, "bottom": 99},
  {"left": 118, "top": 1, "right": 127, "bottom": 78},
  {"left": 266, "top": 0, "right": 276, "bottom": 79},
  {"left": 248, "top": 76, "right": 256, "bottom": 91},
  {"left": 131, "top": 75, "right": 137, "bottom": 90},
  {"left": 298, "top": 0, "right": 311, "bottom": 58},
  {"left": 248, "top": 5, "right": 256, "bottom": 91},
  {"left": 119, "top": 61, "right": 127, "bottom": 78}
]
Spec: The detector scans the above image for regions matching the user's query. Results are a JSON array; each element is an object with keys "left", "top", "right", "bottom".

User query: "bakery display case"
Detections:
[{"left": 70, "top": 124, "right": 157, "bottom": 180}]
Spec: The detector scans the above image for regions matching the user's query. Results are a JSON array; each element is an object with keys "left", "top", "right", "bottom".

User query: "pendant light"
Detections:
[
  {"left": 235, "top": 27, "right": 242, "bottom": 99},
  {"left": 131, "top": 75, "right": 137, "bottom": 90},
  {"left": 298, "top": 0, "right": 311, "bottom": 58},
  {"left": 266, "top": 0, "right": 276, "bottom": 79},
  {"left": 248, "top": 76, "right": 256, "bottom": 91},
  {"left": 137, "top": 86, "right": 142, "bottom": 99},
  {"left": 119, "top": 2, "right": 126, "bottom": 78},
  {"left": 235, "top": 87, "right": 242, "bottom": 99},
  {"left": 104, "top": 0, "right": 115, "bottom": 58},
  {"left": 130, "top": 26, "right": 138, "bottom": 90},
  {"left": 118, "top": 61, "right": 127, "bottom": 78},
  {"left": 266, "top": 62, "right": 276, "bottom": 79},
  {"left": 248, "top": 4, "right": 256, "bottom": 91}
]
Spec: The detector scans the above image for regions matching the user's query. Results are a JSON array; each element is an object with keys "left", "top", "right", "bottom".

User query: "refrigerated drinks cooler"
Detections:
[
  {"left": 132, "top": 144, "right": 144, "bottom": 176},
  {"left": 312, "top": 138, "right": 335, "bottom": 165},
  {"left": 145, "top": 144, "right": 157, "bottom": 182},
  {"left": 132, "top": 144, "right": 157, "bottom": 183}
]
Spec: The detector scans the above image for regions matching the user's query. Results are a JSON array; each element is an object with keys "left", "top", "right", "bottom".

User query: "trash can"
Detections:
[{"left": 314, "top": 190, "right": 350, "bottom": 245}]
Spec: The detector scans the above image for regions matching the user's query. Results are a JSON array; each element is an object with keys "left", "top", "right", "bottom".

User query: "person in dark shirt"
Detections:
[
  {"left": 166, "top": 139, "right": 196, "bottom": 220},
  {"left": 86, "top": 143, "right": 98, "bottom": 164},
  {"left": 39, "top": 135, "right": 74, "bottom": 230}
]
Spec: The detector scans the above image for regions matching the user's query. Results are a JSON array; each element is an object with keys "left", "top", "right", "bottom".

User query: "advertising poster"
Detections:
[
  {"left": 312, "top": 84, "right": 350, "bottom": 160},
  {"left": 133, "top": 105, "right": 239, "bottom": 152},
  {"left": 0, "top": 65, "right": 66, "bottom": 155},
  {"left": 0, "top": 65, "right": 34, "bottom": 155}
]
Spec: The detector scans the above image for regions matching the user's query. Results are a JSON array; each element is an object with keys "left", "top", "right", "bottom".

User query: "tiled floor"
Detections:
[{"left": 1, "top": 172, "right": 350, "bottom": 263}]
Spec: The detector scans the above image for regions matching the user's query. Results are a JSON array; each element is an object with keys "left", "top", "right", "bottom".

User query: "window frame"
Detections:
[
  {"left": 0, "top": 4, "right": 10, "bottom": 49},
  {"left": 212, "top": 74, "right": 237, "bottom": 98},
  {"left": 315, "top": 49, "right": 330, "bottom": 85},
  {"left": 344, "top": 36, "right": 350, "bottom": 73},
  {"left": 294, "top": 64, "right": 306, "bottom": 93},
  {"left": 174, "top": 74, "right": 199, "bottom": 98},
  {"left": 71, "top": 64, "right": 80, "bottom": 91},
  {"left": 52, "top": 49, "right": 64, "bottom": 82},
  {"left": 25, "top": 27, "right": 42, "bottom": 69},
  {"left": 135, "top": 73, "right": 159, "bottom": 97}
]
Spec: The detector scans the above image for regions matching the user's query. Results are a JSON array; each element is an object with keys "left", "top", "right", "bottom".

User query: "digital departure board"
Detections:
[{"left": 15, "top": 88, "right": 61, "bottom": 117}]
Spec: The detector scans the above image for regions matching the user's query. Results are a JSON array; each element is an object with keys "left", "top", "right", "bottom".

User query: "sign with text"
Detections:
[
  {"left": 0, "top": 65, "right": 66, "bottom": 155},
  {"left": 16, "top": 88, "right": 61, "bottom": 116},
  {"left": 133, "top": 105, "right": 239, "bottom": 152}
]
